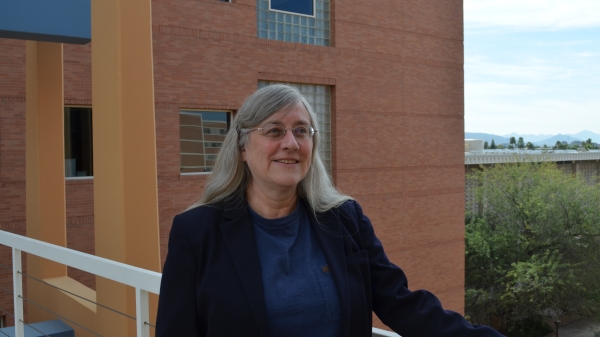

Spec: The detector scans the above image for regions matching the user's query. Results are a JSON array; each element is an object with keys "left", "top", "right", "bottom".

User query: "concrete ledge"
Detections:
[{"left": 0, "top": 319, "right": 74, "bottom": 337}]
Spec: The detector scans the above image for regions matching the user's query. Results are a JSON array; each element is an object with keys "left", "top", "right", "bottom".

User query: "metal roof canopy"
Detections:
[{"left": 0, "top": 0, "right": 90, "bottom": 44}]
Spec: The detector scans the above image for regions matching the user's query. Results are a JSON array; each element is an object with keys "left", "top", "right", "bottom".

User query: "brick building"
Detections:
[{"left": 0, "top": 0, "right": 466, "bottom": 330}]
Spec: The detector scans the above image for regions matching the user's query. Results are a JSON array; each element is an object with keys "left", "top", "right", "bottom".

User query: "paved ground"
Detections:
[{"left": 553, "top": 318, "right": 600, "bottom": 337}]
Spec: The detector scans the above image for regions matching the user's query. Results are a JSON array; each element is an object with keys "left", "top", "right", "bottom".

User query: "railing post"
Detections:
[
  {"left": 136, "top": 287, "right": 150, "bottom": 337},
  {"left": 13, "top": 248, "right": 24, "bottom": 337}
]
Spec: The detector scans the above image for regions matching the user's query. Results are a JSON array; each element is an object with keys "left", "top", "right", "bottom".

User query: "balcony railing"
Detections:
[
  {"left": 0, "top": 230, "right": 161, "bottom": 337},
  {"left": 0, "top": 229, "right": 399, "bottom": 337}
]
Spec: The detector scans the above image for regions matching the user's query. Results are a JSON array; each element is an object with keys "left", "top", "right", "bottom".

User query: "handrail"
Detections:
[
  {"left": 0, "top": 230, "right": 160, "bottom": 337},
  {"left": 0, "top": 230, "right": 161, "bottom": 293}
]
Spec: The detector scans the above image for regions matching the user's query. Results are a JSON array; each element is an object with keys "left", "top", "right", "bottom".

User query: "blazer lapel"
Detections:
[
  {"left": 219, "top": 202, "right": 269, "bottom": 337},
  {"left": 308, "top": 205, "right": 352, "bottom": 337}
]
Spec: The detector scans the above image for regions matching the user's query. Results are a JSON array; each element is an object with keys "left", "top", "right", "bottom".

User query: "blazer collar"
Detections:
[
  {"left": 219, "top": 198, "right": 352, "bottom": 337},
  {"left": 219, "top": 200, "right": 270, "bottom": 337}
]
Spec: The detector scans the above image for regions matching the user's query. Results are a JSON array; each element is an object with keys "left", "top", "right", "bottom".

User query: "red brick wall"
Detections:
[
  {"left": 0, "top": 0, "right": 466, "bottom": 330},
  {"left": 65, "top": 179, "right": 96, "bottom": 290},
  {"left": 151, "top": 1, "right": 466, "bottom": 330},
  {"left": 0, "top": 38, "right": 27, "bottom": 326},
  {"left": 63, "top": 43, "right": 92, "bottom": 106}
]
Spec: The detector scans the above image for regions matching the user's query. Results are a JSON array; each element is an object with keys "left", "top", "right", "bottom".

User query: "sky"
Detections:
[{"left": 464, "top": 0, "right": 600, "bottom": 137}]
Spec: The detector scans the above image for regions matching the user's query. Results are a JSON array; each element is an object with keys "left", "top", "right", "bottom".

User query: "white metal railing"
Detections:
[
  {"left": 0, "top": 230, "right": 161, "bottom": 337},
  {"left": 0, "top": 229, "right": 399, "bottom": 337}
]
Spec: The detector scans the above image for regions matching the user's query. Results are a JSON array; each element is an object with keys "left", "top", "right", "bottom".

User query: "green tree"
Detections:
[
  {"left": 490, "top": 139, "right": 497, "bottom": 149},
  {"left": 555, "top": 140, "right": 567, "bottom": 150},
  {"left": 484, "top": 141, "right": 488, "bottom": 150},
  {"left": 465, "top": 161, "right": 600, "bottom": 336},
  {"left": 526, "top": 141, "right": 535, "bottom": 150},
  {"left": 508, "top": 144, "right": 515, "bottom": 150},
  {"left": 510, "top": 137, "right": 516, "bottom": 148},
  {"left": 517, "top": 137, "right": 525, "bottom": 149}
]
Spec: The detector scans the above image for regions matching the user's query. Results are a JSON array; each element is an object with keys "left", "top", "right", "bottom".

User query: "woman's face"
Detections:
[{"left": 242, "top": 103, "right": 314, "bottom": 195}]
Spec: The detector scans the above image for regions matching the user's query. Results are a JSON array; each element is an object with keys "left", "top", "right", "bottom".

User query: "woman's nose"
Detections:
[{"left": 279, "top": 129, "right": 300, "bottom": 150}]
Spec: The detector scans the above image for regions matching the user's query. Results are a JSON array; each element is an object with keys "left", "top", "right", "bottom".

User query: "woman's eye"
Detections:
[
  {"left": 294, "top": 127, "right": 308, "bottom": 134},
  {"left": 265, "top": 127, "right": 284, "bottom": 137}
]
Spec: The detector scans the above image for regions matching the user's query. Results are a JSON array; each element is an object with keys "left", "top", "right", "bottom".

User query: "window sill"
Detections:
[
  {"left": 65, "top": 176, "right": 94, "bottom": 185},
  {"left": 66, "top": 176, "right": 93, "bottom": 180}
]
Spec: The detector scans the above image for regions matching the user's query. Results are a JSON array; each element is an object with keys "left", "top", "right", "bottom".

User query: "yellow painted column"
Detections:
[
  {"left": 91, "top": 0, "right": 161, "bottom": 335},
  {"left": 25, "top": 41, "right": 67, "bottom": 321}
]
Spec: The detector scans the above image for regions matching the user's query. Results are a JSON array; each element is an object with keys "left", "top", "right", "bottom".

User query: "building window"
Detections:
[
  {"left": 258, "top": 82, "right": 331, "bottom": 171},
  {"left": 257, "top": 0, "right": 330, "bottom": 46},
  {"left": 64, "top": 107, "right": 93, "bottom": 177},
  {"left": 270, "top": 0, "right": 314, "bottom": 16},
  {"left": 180, "top": 110, "right": 231, "bottom": 173}
]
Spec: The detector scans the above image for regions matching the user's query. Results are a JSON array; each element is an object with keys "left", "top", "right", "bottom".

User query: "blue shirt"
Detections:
[{"left": 250, "top": 202, "right": 342, "bottom": 337}]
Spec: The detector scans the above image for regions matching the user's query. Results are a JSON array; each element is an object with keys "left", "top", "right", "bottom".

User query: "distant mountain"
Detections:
[
  {"left": 570, "top": 130, "right": 600, "bottom": 143},
  {"left": 502, "top": 133, "right": 553, "bottom": 143},
  {"left": 467, "top": 130, "right": 600, "bottom": 146},
  {"left": 465, "top": 133, "right": 510, "bottom": 144},
  {"left": 534, "top": 134, "right": 581, "bottom": 146}
]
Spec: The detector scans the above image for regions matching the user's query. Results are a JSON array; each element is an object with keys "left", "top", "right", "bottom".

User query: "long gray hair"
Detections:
[{"left": 189, "top": 84, "right": 351, "bottom": 213}]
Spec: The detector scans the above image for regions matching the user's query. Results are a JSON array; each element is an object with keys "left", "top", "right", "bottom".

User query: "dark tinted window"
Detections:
[
  {"left": 64, "top": 107, "right": 93, "bottom": 177},
  {"left": 271, "top": 0, "right": 313, "bottom": 16}
]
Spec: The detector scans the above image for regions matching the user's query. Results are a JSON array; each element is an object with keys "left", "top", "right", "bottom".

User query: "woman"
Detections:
[{"left": 156, "top": 84, "right": 504, "bottom": 337}]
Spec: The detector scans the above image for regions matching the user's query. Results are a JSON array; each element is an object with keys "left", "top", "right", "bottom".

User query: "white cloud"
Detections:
[
  {"left": 464, "top": 0, "right": 600, "bottom": 30},
  {"left": 467, "top": 58, "right": 566, "bottom": 83},
  {"left": 466, "top": 81, "right": 537, "bottom": 97},
  {"left": 465, "top": 81, "right": 600, "bottom": 135}
]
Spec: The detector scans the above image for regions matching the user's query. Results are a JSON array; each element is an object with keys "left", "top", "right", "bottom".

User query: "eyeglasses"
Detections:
[{"left": 241, "top": 124, "right": 317, "bottom": 140}]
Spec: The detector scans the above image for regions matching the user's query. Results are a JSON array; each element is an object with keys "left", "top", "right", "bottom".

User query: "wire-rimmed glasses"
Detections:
[{"left": 241, "top": 124, "right": 317, "bottom": 140}]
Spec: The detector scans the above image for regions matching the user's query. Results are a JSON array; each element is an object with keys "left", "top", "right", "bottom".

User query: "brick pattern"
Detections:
[
  {"left": 465, "top": 169, "right": 479, "bottom": 216},
  {"left": 0, "top": 40, "right": 26, "bottom": 318},
  {"left": 65, "top": 179, "right": 95, "bottom": 290},
  {"left": 258, "top": 72, "right": 336, "bottom": 85},
  {"left": 157, "top": 25, "right": 463, "bottom": 70},
  {"left": 577, "top": 162, "right": 597, "bottom": 186},
  {"left": 557, "top": 163, "right": 574, "bottom": 175},
  {"left": 0, "top": 0, "right": 467, "bottom": 330}
]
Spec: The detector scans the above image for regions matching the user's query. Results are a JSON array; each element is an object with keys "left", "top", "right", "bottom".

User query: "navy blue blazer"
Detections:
[{"left": 156, "top": 199, "right": 504, "bottom": 337}]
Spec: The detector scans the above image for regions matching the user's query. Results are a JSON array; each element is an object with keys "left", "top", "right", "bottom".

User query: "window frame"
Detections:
[
  {"left": 269, "top": 0, "right": 316, "bottom": 18},
  {"left": 179, "top": 109, "right": 232, "bottom": 175},
  {"left": 64, "top": 105, "right": 94, "bottom": 180}
]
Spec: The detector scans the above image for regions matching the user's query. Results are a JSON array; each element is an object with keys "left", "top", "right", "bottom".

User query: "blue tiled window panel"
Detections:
[{"left": 257, "top": 0, "right": 330, "bottom": 46}]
